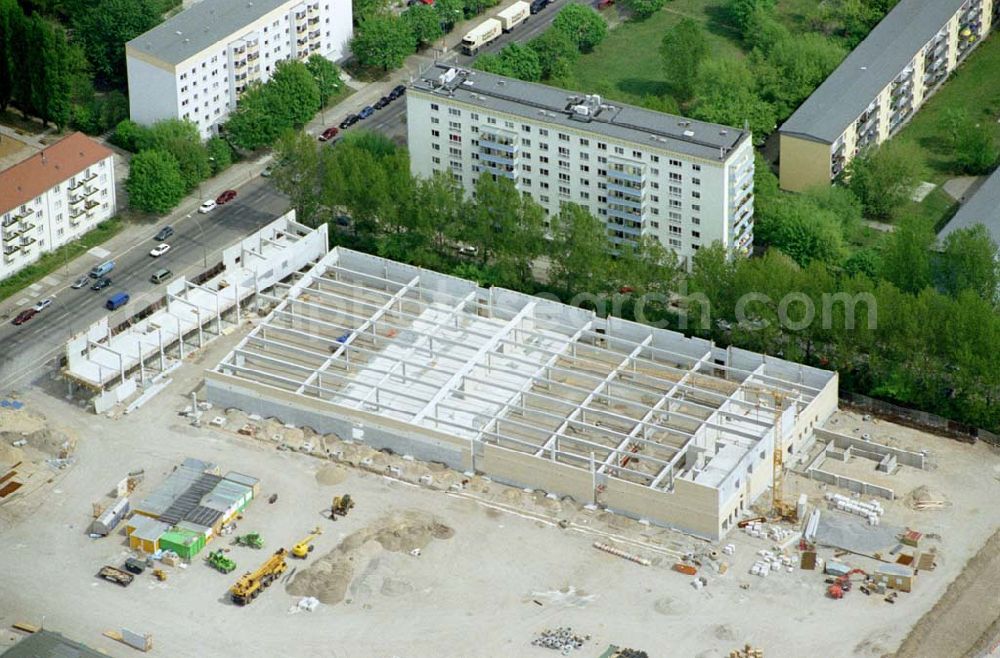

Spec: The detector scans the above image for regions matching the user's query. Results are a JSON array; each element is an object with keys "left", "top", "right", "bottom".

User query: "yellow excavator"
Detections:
[
  {"left": 331, "top": 494, "right": 355, "bottom": 520},
  {"left": 292, "top": 528, "right": 323, "bottom": 558},
  {"left": 230, "top": 548, "right": 288, "bottom": 605}
]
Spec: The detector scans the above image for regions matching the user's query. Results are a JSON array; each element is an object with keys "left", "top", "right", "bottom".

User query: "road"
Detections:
[{"left": 0, "top": 179, "right": 289, "bottom": 389}]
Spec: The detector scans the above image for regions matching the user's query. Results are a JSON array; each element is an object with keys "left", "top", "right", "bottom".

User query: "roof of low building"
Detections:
[
  {"left": 0, "top": 133, "right": 113, "bottom": 216},
  {"left": 779, "top": 0, "right": 967, "bottom": 144},
  {"left": 410, "top": 64, "right": 750, "bottom": 162},
  {"left": 1, "top": 630, "right": 105, "bottom": 658},
  {"left": 938, "top": 167, "right": 1000, "bottom": 246},
  {"left": 126, "top": 0, "right": 292, "bottom": 66}
]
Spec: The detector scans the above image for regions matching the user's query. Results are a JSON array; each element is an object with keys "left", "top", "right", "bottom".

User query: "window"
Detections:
[
  {"left": 597, "top": 142, "right": 607, "bottom": 151},
  {"left": 504, "top": 120, "right": 514, "bottom": 129},
  {"left": 540, "top": 195, "right": 550, "bottom": 203},
  {"left": 449, "top": 121, "right": 461, "bottom": 130},
  {"left": 692, "top": 204, "right": 701, "bottom": 211},
  {"left": 539, "top": 142, "right": 549, "bottom": 151},
  {"left": 521, "top": 178, "right": 532, "bottom": 186},
  {"left": 559, "top": 186, "right": 570, "bottom": 196},
  {"left": 432, "top": 143, "right": 440, "bottom": 151},
  {"left": 449, "top": 146, "right": 462, "bottom": 156},
  {"left": 431, "top": 129, "right": 440, "bottom": 137},
  {"left": 692, "top": 177, "right": 701, "bottom": 185},
  {"left": 449, "top": 134, "right": 461, "bottom": 143},
  {"left": 580, "top": 191, "right": 590, "bottom": 200},
  {"left": 692, "top": 191, "right": 701, "bottom": 199},
  {"left": 670, "top": 199, "right": 682, "bottom": 208},
  {"left": 580, "top": 178, "right": 589, "bottom": 186},
  {"left": 449, "top": 107, "right": 461, "bottom": 116},
  {"left": 614, "top": 146, "right": 624, "bottom": 155},
  {"left": 692, "top": 164, "right": 701, "bottom": 171},
  {"left": 580, "top": 152, "right": 589, "bottom": 161},
  {"left": 558, "top": 147, "right": 569, "bottom": 156},
  {"left": 580, "top": 164, "right": 590, "bottom": 172},
  {"left": 669, "top": 225, "right": 681, "bottom": 235},
  {"left": 486, "top": 116, "right": 497, "bottom": 125},
  {"left": 558, "top": 133, "right": 569, "bottom": 142},
  {"left": 539, "top": 128, "right": 548, "bottom": 136},
  {"left": 539, "top": 156, "right": 549, "bottom": 164},
  {"left": 669, "top": 172, "right": 683, "bottom": 182},
  {"left": 523, "top": 138, "right": 531, "bottom": 147},
  {"left": 431, "top": 103, "right": 439, "bottom": 111},
  {"left": 669, "top": 186, "right": 681, "bottom": 197},
  {"left": 540, "top": 181, "right": 549, "bottom": 190},
  {"left": 558, "top": 173, "right": 570, "bottom": 182},
  {"left": 579, "top": 138, "right": 589, "bottom": 146},
  {"left": 540, "top": 168, "right": 549, "bottom": 176},
  {"left": 692, "top": 217, "right": 700, "bottom": 225},
  {"left": 651, "top": 155, "right": 659, "bottom": 163},
  {"left": 470, "top": 113, "right": 479, "bottom": 120},
  {"left": 651, "top": 221, "right": 659, "bottom": 228},
  {"left": 431, "top": 117, "right": 439, "bottom": 124},
  {"left": 692, "top": 231, "right": 701, "bottom": 238},
  {"left": 632, "top": 150, "right": 642, "bottom": 158},
  {"left": 669, "top": 238, "right": 681, "bottom": 248},
  {"left": 521, "top": 124, "right": 531, "bottom": 132},
  {"left": 650, "top": 195, "right": 659, "bottom": 203},
  {"left": 669, "top": 159, "right": 682, "bottom": 167}
]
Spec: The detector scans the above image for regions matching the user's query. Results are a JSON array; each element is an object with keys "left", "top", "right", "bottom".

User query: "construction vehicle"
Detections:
[
  {"left": 292, "top": 528, "right": 323, "bottom": 558},
  {"left": 331, "top": 494, "right": 355, "bottom": 519},
  {"left": 827, "top": 568, "right": 868, "bottom": 599},
  {"left": 153, "top": 569, "right": 168, "bottom": 581},
  {"left": 236, "top": 532, "right": 264, "bottom": 549},
  {"left": 98, "top": 566, "right": 134, "bottom": 587},
  {"left": 230, "top": 549, "right": 288, "bottom": 605},
  {"left": 461, "top": 19, "right": 502, "bottom": 55},
  {"left": 124, "top": 557, "right": 147, "bottom": 575},
  {"left": 207, "top": 549, "right": 237, "bottom": 574}
]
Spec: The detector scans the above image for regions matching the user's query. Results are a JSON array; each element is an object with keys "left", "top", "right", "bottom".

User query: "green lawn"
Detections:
[{"left": 0, "top": 217, "right": 124, "bottom": 304}]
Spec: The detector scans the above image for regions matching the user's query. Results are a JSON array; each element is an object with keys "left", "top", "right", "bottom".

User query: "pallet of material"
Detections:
[
  {"left": 12, "top": 621, "right": 40, "bottom": 633},
  {"left": 673, "top": 563, "right": 697, "bottom": 576}
]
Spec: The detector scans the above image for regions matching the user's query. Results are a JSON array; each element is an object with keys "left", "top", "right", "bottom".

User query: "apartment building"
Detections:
[
  {"left": 125, "top": 0, "right": 352, "bottom": 139},
  {"left": 779, "top": 0, "right": 996, "bottom": 192},
  {"left": 0, "top": 133, "right": 116, "bottom": 281},
  {"left": 406, "top": 65, "right": 755, "bottom": 262},
  {"left": 939, "top": 164, "right": 1000, "bottom": 247}
]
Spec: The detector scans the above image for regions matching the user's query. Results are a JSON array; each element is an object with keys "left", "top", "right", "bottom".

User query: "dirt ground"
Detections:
[{"left": 1, "top": 343, "right": 1000, "bottom": 656}]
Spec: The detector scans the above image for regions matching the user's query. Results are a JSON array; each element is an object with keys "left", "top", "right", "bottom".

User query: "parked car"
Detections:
[
  {"left": 199, "top": 199, "right": 217, "bottom": 214},
  {"left": 33, "top": 298, "right": 52, "bottom": 312},
  {"left": 339, "top": 114, "right": 360, "bottom": 129},
  {"left": 91, "top": 277, "right": 112, "bottom": 291},
  {"left": 374, "top": 96, "right": 391, "bottom": 110},
  {"left": 388, "top": 84, "right": 406, "bottom": 100},
  {"left": 154, "top": 225, "right": 174, "bottom": 241},
  {"left": 216, "top": 189, "right": 237, "bottom": 204},
  {"left": 149, "top": 243, "right": 171, "bottom": 257},
  {"left": 71, "top": 276, "right": 90, "bottom": 289},
  {"left": 105, "top": 292, "right": 130, "bottom": 311},
  {"left": 11, "top": 309, "right": 37, "bottom": 325},
  {"left": 318, "top": 126, "right": 340, "bottom": 141},
  {"left": 150, "top": 268, "right": 173, "bottom": 284},
  {"left": 530, "top": 0, "right": 550, "bottom": 12},
  {"left": 358, "top": 105, "right": 375, "bottom": 119}
]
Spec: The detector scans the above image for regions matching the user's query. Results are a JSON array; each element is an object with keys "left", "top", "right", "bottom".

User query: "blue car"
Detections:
[{"left": 358, "top": 105, "right": 375, "bottom": 119}]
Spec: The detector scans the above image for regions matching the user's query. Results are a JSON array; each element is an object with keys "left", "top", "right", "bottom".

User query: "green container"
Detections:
[{"left": 159, "top": 529, "right": 206, "bottom": 559}]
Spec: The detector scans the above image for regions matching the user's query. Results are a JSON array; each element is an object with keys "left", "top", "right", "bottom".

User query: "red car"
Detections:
[
  {"left": 216, "top": 189, "right": 237, "bottom": 205},
  {"left": 12, "top": 308, "right": 38, "bottom": 325},
  {"left": 318, "top": 126, "right": 340, "bottom": 142}
]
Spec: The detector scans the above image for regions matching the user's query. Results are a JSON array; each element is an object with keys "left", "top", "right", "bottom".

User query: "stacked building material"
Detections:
[{"left": 532, "top": 628, "right": 589, "bottom": 653}]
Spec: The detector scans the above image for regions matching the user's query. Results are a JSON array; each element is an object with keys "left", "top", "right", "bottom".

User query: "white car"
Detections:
[
  {"left": 33, "top": 298, "right": 52, "bottom": 312},
  {"left": 149, "top": 243, "right": 172, "bottom": 257},
  {"left": 198, "top": 200, "right": 217, "bottom": 214}
]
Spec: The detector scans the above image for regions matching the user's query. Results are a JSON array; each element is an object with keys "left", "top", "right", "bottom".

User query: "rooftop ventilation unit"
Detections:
[
  {"left": 438, "top": 68, "right": 459, "bottom": 87},
  {"left": 683, "top": 130, "right": 695, "bottom": 137}
]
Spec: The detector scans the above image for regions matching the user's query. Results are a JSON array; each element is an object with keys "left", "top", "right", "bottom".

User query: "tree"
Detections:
[
  {"left": 549, "top": 203, "right": 612, "bottom": 294},
  {"left": 881, "top": 215, "right": 935, "bottom": 294},
  {"left": 0, "top": 0, "right": 15, "bottom": 110},
  {"left": 740, "top": 3, "right": 788, "bottom": 50},
  {"left": 552, "top": 5, "right": 607, "bottom": 53},
  {"left": 163, "top": 135, "right": 210, "bottom": 190},
  {"left": 726, "top": 0, "right": 775, "bottom": 32},
  {"left": 26, "top": 17, "right": 72, "bottom": 128},
  {"left": 225, "top": 83, "right": 279, "bottom": 150},
  {"left": 692, "top": 58, "right": 776, "bottom": 143},
  {"left": 847, "top": 141, "right": 922, "bottom": 219},
  {"left": 528, "top": 29, "right": 578, "bottom": 80},
  {"left": 842, "top": 248, "right": 881, "bottom": 279},
  {"left": 462, "top": 0, "right": 499, "bottom": 19},
  {"left": 752, "top": 33, "right": 845, "bottom": 117},
  {"left": 126, "top": 149, "right": 186, "bottom": 213},
  {"left": 659, "top": 18, "right": 709, "bottom": 100},
  {"left": 305, "top": 55, "right": 343, "bottom": 107},
  {"left": 274, "top": 129, "right": 324, "bottom": 226},
  {"left": 619, "top": 0, "right": 665, "bottom": 20},
  {"left": 462, "top": 175, "right": 545, "bottom": 286},
  {"left": 353, "top": 0, "right": 391, "bottom": 23},
  {"left": 940, "top": 109, "right": 999, "bottom": 175},
  {"left": 476, "top": 43, "right": 542, "bottom": 81},
  {"left": 268, "top": 59, "right": 320, "bottom": 128},
  {"left": 938, "top": 225, "right": 1000, "bottom": 304},
  {"left": 435, "top": 0, "right": 465, "bottom": 31},
  {"left": 755, "top": 196, "right": 846, "bottom": 266},
  {"left": 351, "top": 16, "right": 416, "bottom": 70},
  {"left": 205, "top": 136, "right": 233, "bottom": 174},
  {"left": 401, "top": 5, "right": 443, "bottom": 47},
  {"left": 73, "top": 0, "right": 158, "bottom": 84},
  {"left": 111, "top": 119, "right": 150, "bottom": 152}
]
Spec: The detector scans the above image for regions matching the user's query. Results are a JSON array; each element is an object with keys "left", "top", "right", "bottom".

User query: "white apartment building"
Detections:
[
  {"left": 125, "top": 0, "right": 353, "bottom": 139},
  {"left": 779, "top": 0, "right": 997, "bottom": 192},
  {"left": 0, "top": 133, "right": 117, "bottom": 281},
  {"left": 407, "top": 66, "right": 755, "bottom": 263}
]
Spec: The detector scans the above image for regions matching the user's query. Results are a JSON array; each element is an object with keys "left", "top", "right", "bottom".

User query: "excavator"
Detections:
[
  {"left": 292, "top": 528, "right": 323, "bottom": 558},
  {"left": 330, "top": 494, "right": 354, "bottom": 520},
  {"left": 827, "top": 568, "right": 868, "bottom": 599},
  {"left": 230, "top": 549, "right": 288, "bottom": 605}
]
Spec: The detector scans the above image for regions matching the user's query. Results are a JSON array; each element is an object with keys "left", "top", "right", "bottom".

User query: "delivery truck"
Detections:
[
  {"left": 497, "top": 1, "right": 529, "bottom": 31},
  {"left": 462, "top": 18, "right": 502, "bottom": 55}
]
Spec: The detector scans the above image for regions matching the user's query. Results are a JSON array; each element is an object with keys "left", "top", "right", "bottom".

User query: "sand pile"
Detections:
[
  {"left": 287, "top": 510, "right": 454, "bottom": 605},
  {"left": 904, "top": 485, "right": 950, "bottom": 510},
  {"left": 315, "top": 465, "right": 348, "bottom": 486}
]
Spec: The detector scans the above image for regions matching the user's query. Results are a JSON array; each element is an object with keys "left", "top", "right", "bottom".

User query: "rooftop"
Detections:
[
  {"left": 0, "top": 133, "right": 112, "bottom": 216},
  {"left": 126, "top": 0, "right": 292, "bottom": 67},
  {"left": 213, "top": 248, "right": 834, "bottom": 495},
  {"left": 938, "top": 166, "right": 1000, "bottom": 246},
  {"left": 0, "top": 630, "right": 104, "bottom": 658},
  {"left": 410, "top": 64, "right": 750, "bottom": 162},
  {"left": 779, "top": 0, "right": 966, "bottom": 144}
]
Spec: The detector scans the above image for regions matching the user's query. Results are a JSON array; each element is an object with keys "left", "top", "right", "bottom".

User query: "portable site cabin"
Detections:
[
  {"left": 89, "top": 497, "right": 130, "bottom": 536},
  {"left": 874, "top": 564, "right": 915, "bottom": 592},
  {"left": 157, "top": 528, "right": 206, "bottom": 560},
  {"left": 127, "top": 516, "right": 171, "bottom": 554},
  {"left": 224, "top": 472, "right": 260, "bottom": 499}
]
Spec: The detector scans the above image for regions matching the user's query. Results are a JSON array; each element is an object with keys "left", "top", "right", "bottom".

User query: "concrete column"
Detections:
[
  {"left": 177, "top": 316, "right": 185, "bottom": 359},
  {"left": 197, "top": 309, "right": 204, "bottom": 348},
  {"left": 234, "top": 280, "right": 241, "bottom": 324}
]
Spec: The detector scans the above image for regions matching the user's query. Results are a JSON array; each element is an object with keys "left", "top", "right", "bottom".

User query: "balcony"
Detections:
[
  {"left": 608, "top": 194, "right": 642, "bottom": 211},
  {"left": 606, "top": 168, "right": 643, "bottom": 184},
  {"left": 607, "top": 205, "right": 642, "bottom": 222},
  {"left": 84, "top": 186, "right": 99, "bottom": 197},
  {"left": 308, "top": 30, "right": 320, "bottom": 40},
  {"left": 479, "top": 151, "right": 517, "bottom": 167},
  {"left": 297, "top": 37, "right": 308, "bottom": 46},
  {"left": 606, "top": 181, "right": 642, "bottom": 197},
  {"left": 3, "top": 245, "right": 19, "bottom": 258},
  {"left": 481, "top": 164, "right": 515, "bottom": 179},
  {"left": 14, "top": 207, "right": 34, "bottom": 221},
  {"left": 82, "top": 171, "right": 97, "bottom": 183},
  {"left": 234, "top": 58, "right": 247, "bottom": 69},
  {"left": 3, "top": 229, "right": 17, "bottom": 243},
  {"left": 19, "top": 236, "right": 36, "bottom": 248},
  {"left": 69, "top": 208, "right": 86, "bottom": 221},
  {"left": 308, "top": 16, "right": 320, "bottom": 25}
]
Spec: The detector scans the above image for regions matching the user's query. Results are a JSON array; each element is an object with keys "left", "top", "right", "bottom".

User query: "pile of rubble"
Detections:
[{"left": 531, "top": 627, "right": 589, "bottom": 654}]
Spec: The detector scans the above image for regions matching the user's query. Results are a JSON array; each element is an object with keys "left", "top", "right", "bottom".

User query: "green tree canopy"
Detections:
[
  {"left": 938, "top": 224, "right": 1000, "bottom": 304},
  {"left": 73, "top": 0, "right": 159, "bottom": 84},
  {"left": 548, "top": 203, "right": 612, "bottom": 294},
  {"left": 726, "top": 0, "right": 775, "bottom": 32},
  {"left": 268, "top": 59, "right": 321, "bottom": 128},
  {"left": 528, "top": 29, "right": 578, "bottom": 80},
  {"left": 692, "top": 58, "right": 776, "bottom": 143},
  {"left": 751, "top": 33, "right": 845, "bottom": 117},
  {"left": 619, "top": 0, "right": 665, "bottom": 20},
  {"left": 435, "top": 0, "right": 465, "bottom": 30},
  {"left": 476, "top": 43, "right": 542, "bottom": 81},
  {"left": 659, "top": 18, "right": 709, "bottom": 100},
  {"left": 205, "top": 136, "right": 233, "bottom": 175},
  {"left": 941, "top": 109, "right": 999, "bottom": 175},
  {"left": 552, "top": 5, "right": 607, "bottom": 53},
  {"left": 881, "top": 215, "right": 936, "bottom": 294},
  {"left": 401, "top": 4, "right": 444, "bottom": 47},
  {"left": 126, "top": 149, "right": 186, "bottom": 213},
  {"left": 352, "top": 16, "right": 417, "bottom": 70},
  {"left": 305, "top": 55, "right": 343, "bottom": 107},
  {"left": 847, "top": 141, "right": 923, "bottom": 220}
]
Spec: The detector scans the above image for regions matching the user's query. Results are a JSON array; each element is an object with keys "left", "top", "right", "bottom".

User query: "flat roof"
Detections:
[
  {"left": 126, "top": 0, "right": 294, "bottom": 66},
  {"left": 0, "top": 132, "right": 112, "bottom": 215},
  {"left": 938, "top": 167, "right": 1000, "bottom": 246},
  {"left": 1, "top": 630, "right": 104, "bottom": 658},
  {"left": 411, "top": 64, "right": 750, "bottom": 162},
  {"left": 213, "top": 248, "right": 834, "bottom": 494},
  {"left": 779, "top": 0, "right": 965, "bottom": 144}
]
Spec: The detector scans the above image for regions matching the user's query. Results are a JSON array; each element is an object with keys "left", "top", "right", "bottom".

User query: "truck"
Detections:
[
  {"left": 497, "top": 1, "right": 529, "bottom": 31},
  {"left": 462, "top": 18, "right": 502, "bottom": 55},
  {"left": 207, "top": 550, "right": 237, "bottom": 574},
  {"left": 230, "top": 549, "right": 288, "bottom": 605},
  {"left": 98, "top": 565, "right": 135, "bottom": 587}
]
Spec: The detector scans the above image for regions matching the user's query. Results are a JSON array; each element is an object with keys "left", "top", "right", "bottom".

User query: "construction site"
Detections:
[{"left": 1, "top": 227, "right": 1000, "bottom": 657}]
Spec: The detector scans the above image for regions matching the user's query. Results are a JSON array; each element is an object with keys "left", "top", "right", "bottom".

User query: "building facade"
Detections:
[
  {"left": 126, "top": 0, "right": 352, "bottom": 139},
  {"left": 406, "top": 65, "right": 755, "bottom": 263},
  {"left": 779, "top": 0, "right": 997, "bottom": 192},
  {"left": 0, "top": 133, "right": 116, "bottom": 281}
]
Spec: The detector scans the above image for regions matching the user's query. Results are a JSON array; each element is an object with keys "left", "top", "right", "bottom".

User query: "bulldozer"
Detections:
[
  {"left": 235, "top": 532, "right": 264, "bottom": 549},
  {"left": 330, "top": 494, "right": 355, "bottom": 520},
  {"left": 230, "top": 549, "right": 288, "bottom": 605},
  {"left": 292, "top": 528, "right": 322, "bottom": 558},
  {"left": 207, "top": 549, "right": 237, "bottom": 574}
]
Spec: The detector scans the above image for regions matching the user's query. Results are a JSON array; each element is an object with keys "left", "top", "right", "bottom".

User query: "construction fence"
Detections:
[{"left": 840, "top": 392, "right": 1000, "bottom": 447}]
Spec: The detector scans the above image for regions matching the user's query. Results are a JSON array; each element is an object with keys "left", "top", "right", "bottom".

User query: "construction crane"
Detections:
[
  {"left": 230, "top": 549, "right": 288, "bottom": 605},
  {"left": 292, "top": 528, "right": 323, "bottom": 558},
  {"left": 330, "top": 494, "right": 355, "bottom": 520}
]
